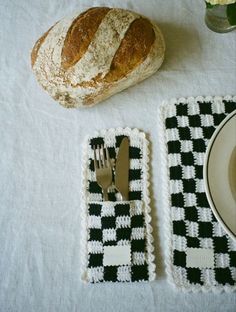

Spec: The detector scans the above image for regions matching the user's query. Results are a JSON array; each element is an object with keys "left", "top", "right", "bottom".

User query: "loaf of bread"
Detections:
[{"left": 31, "top": 7, "right": 165, "bottom": 108}]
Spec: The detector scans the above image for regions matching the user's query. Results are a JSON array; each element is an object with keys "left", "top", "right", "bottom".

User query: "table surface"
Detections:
[{"left": 0, "top": 0, "right": 236, "bottom": 311}]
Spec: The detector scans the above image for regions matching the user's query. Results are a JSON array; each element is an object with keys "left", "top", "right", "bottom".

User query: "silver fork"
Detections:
[{"left": 93, "top": 145, "right": 112, "bottom": 201}]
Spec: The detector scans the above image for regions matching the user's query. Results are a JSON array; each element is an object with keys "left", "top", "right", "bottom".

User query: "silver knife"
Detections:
[{"left": 115, "top": 137, "right": 129, "bottom": 201}]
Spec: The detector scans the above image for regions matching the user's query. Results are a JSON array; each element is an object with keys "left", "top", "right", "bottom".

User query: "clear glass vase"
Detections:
[{"left": 205, "top": 5, "right": 236, "bottom": 33}]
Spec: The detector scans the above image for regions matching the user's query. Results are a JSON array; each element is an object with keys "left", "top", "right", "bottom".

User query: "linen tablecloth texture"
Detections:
[
  {"left": 159, "top": 95, "right": 236, "bottom": 291},
  {"left": 2, "top": 0, "right": 236, "bottom": 310},
  {"left": 81, "top": 128, "right": 155, "bottom": 283}
]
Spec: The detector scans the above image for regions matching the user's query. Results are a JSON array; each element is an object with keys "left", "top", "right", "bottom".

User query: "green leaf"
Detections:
[
  {"left": 227, "top": 3, "right": 236, "bottom": 25},
  {"left": 205, "top": 2, "right": 215, "bottom": 9}
]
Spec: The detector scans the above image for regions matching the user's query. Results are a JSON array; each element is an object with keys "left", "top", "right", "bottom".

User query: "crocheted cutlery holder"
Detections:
[{"left": 81, "top": 128, "right": 155, "bottom": 283}]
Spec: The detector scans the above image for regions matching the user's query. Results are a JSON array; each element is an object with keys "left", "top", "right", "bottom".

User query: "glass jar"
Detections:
[{"left": 205, "top": 5, "right": 236, "bottom": 33}]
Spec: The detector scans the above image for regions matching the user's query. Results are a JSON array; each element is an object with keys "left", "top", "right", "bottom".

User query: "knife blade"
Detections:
[{"left": 115, "top": 137, "right": 129, "bottom": 201}]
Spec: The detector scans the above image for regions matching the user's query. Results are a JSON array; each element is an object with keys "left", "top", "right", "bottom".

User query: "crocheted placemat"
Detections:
[
  {"left": 159, "top": 95, "right": 236, "bottom": 292},
  {"left": 81, "top": 128, "right": 155, "bottom": 283}
]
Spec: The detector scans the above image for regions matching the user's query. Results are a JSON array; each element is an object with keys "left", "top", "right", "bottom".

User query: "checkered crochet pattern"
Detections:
[
  {"left": 159, "top": 95, "right": 236, "bottom": 292},
  {"left": 81, "top": 128, "right": 155, "bottom": 283}
]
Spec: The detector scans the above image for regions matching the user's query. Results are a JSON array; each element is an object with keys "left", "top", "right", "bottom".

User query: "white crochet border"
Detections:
[
  {"left": 80, "top": 127, "right": 156, "bottom": 283},
  {"left": 158, "top": 95, "right": 236, "bottom": 293}
]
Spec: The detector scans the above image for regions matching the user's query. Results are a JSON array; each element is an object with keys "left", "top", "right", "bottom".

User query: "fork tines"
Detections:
[
  {"left": 93, "top": 145, "right": 112, "bottom": 201},
  {"left": 93, "top": 145, "right": 110, "bottom": 168}
]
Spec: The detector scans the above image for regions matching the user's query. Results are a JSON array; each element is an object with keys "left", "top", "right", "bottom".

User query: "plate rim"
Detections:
[{"left": 203, "top": 109, "right": 236, "bottom": 241}]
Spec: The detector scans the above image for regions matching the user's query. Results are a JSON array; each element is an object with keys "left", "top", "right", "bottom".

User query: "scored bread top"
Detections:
[
  {"left": 104, "top": 17, "right": 155, "bottom": 83},
  {"left": 61, "top": 7, "right": 111, "bottom": 70},
  {"left": 31, "top": 7, "right": 165, "bottom": 107}
]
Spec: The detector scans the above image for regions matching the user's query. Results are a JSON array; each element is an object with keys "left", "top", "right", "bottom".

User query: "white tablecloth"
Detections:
[{"left": 0, "top": 0, "right": 236, "bottom": 311}]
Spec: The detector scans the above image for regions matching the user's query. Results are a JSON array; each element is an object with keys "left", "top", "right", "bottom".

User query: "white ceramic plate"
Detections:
[{"left": 204, "top": 110, "right": 236, "bottom": 241}]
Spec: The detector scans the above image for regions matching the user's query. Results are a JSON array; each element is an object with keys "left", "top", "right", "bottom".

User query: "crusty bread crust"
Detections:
[
  {"left": 31, "top": 7, "right": 165, "bottom": 108},
  {"left": 61, "top": 7, "right": 111, "bottom": 70},
  {"left": 31, "top": 25, "right": 55, "bottom": 67},
  {"left": 104, "top": 18, "right": 155, "bottom": 83}
]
